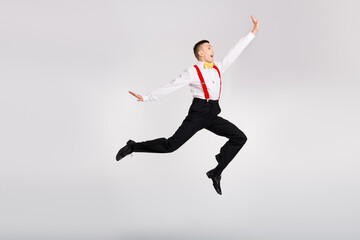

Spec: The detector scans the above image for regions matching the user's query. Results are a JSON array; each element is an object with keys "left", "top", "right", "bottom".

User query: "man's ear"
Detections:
[{"left": 198, "top": 50, "right": 204, "bottom": 57}]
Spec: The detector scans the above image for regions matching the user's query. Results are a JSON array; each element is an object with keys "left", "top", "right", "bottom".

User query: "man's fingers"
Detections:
[
  {"left": 129, "top": 91, "right": 139, "bottom": 98},
  {"left": 250, "top": 14, "right": 258, "bottom": 24},
  {"left": 251, "top": 15, "right": 255, "bottom": 22},
  {"left": 129, "top": 91, "right": 143, "bottom": 101}
]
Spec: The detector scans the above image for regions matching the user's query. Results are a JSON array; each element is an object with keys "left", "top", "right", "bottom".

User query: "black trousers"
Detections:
[{"left": 133, "top": 98, "right": 247, "bottom": 175}]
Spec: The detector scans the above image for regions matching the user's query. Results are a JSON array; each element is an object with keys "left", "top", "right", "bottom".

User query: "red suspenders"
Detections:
[{"left": 193, "top": 64, "right": 222, "bottom": 101}]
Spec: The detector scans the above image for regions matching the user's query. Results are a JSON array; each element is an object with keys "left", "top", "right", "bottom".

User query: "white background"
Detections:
[{"left": 1, "top": 0, "right": 359, "bottom": 239}]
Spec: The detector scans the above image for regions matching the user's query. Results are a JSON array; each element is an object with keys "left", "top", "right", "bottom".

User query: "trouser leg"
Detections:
[
  {"left": 133, "top": 115, "right": 204, "bottom": 153},
  {"left": 205, "top": 116, "right": 247, "bottom": 175}
]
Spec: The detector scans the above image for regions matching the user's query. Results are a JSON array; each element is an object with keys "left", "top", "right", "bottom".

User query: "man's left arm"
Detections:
[{"left": 216, "top": 14, "right": 259, "bottom": 74}]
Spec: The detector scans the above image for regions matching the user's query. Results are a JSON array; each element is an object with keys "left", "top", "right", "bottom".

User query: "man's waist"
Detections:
[{"left": 193, "top": 97, "right": 219, "bottom": 103}]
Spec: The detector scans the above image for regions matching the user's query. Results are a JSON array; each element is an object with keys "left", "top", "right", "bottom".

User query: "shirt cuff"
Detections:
[
  {"left": 142, "top": 95, "right": 149, "bottom": 102},
  {"left": 249, "top": 31, "right": 256, "bottom": 39}
]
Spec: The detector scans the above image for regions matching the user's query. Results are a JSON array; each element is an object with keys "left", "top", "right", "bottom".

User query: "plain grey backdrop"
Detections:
[{"left": 1, "top": 0, "right": 359, "bottom": 239}]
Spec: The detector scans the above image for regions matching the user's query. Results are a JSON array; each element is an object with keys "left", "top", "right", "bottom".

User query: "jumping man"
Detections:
[{"left": 116, "top": 15, "right": 260, "bottom": 195}]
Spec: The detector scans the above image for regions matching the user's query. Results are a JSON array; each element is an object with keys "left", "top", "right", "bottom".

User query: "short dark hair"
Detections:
[{"left": 193, "top": 40, "right": 209, "bottom": 60}]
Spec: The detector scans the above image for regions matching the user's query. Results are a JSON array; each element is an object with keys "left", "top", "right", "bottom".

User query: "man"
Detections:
[{"left": 116, "top": 15, "right": 259, "bottom": 195}]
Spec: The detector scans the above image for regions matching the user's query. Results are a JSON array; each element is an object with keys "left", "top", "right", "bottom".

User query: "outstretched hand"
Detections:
[
  {"left": 129, "top": 91, "right": 143, "bottom": 102},
  {"left": 250, "top": 15, "right": 259, "bottom": 35}
]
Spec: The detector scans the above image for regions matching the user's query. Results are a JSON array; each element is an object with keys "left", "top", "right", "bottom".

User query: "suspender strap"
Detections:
[
  {"left": 193, "top": 64, "right": 222, "bottom": 100},
  {"left": 194, "top": 65, "right": 210, "bottom": 100}
]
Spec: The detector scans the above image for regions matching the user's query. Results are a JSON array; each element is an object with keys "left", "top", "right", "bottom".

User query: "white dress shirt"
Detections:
[{"left": 142, "top": 31, "right": 255, "bottom": 102}]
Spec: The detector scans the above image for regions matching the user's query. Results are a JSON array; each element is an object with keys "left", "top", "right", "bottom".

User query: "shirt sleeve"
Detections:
[
  {"left": 216, "top": 31, "right": 255, "bottom": 74},
  {"left": 142, "top": 67, "right": 193, "bottom": 102}
]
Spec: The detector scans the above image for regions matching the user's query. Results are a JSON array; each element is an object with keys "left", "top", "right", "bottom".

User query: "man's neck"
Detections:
[{"left": 199, "top": 60, "right": 213, "bottom": 64}]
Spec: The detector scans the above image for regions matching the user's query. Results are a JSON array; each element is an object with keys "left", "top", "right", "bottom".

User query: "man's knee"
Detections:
[
  {"left": 234, "top": 132, "right": 247, "bottom": 145},
  {"left": 167, "top": 144, "right": 177, "bottom": 153},
  {"left": 165, "top": 139, "right": 181, "bottom": 153}
]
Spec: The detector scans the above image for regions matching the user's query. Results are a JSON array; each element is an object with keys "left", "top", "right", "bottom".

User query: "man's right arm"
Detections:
[{"left": 129, "top": 67, "right": 193, "bottom": 102}]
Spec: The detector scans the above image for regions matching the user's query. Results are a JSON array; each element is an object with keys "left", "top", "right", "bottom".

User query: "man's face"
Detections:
[{"left": 199, "top": 43, "right": 214, "bottom": 63}]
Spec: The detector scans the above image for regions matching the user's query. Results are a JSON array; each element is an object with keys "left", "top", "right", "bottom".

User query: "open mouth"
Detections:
[{"left": 210, "top": 55, "right": 214, "bottom": 58}]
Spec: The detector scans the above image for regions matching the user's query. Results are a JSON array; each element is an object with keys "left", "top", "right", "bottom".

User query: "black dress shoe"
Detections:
[
  {"left": 206, "top": 169, "right": 222, "bottom": 195},
  {"left": 116, "top": 140, "right": 135, "bottom": 161}
]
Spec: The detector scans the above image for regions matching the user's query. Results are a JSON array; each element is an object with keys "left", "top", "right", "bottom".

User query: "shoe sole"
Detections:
[
  {"left": 206, "top": 170, "right": 222, "bottom": 195},
  {"left": 116, "top": 140, "right": 135, "bottom": 161}
]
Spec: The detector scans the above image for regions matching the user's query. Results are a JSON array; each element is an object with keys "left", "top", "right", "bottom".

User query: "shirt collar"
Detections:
[
  {"left": 196, "top": 61, "right": 206, "bottom": 68},
  {"left": 197, "top": 61, "right": 216, "bottom": 69}
]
